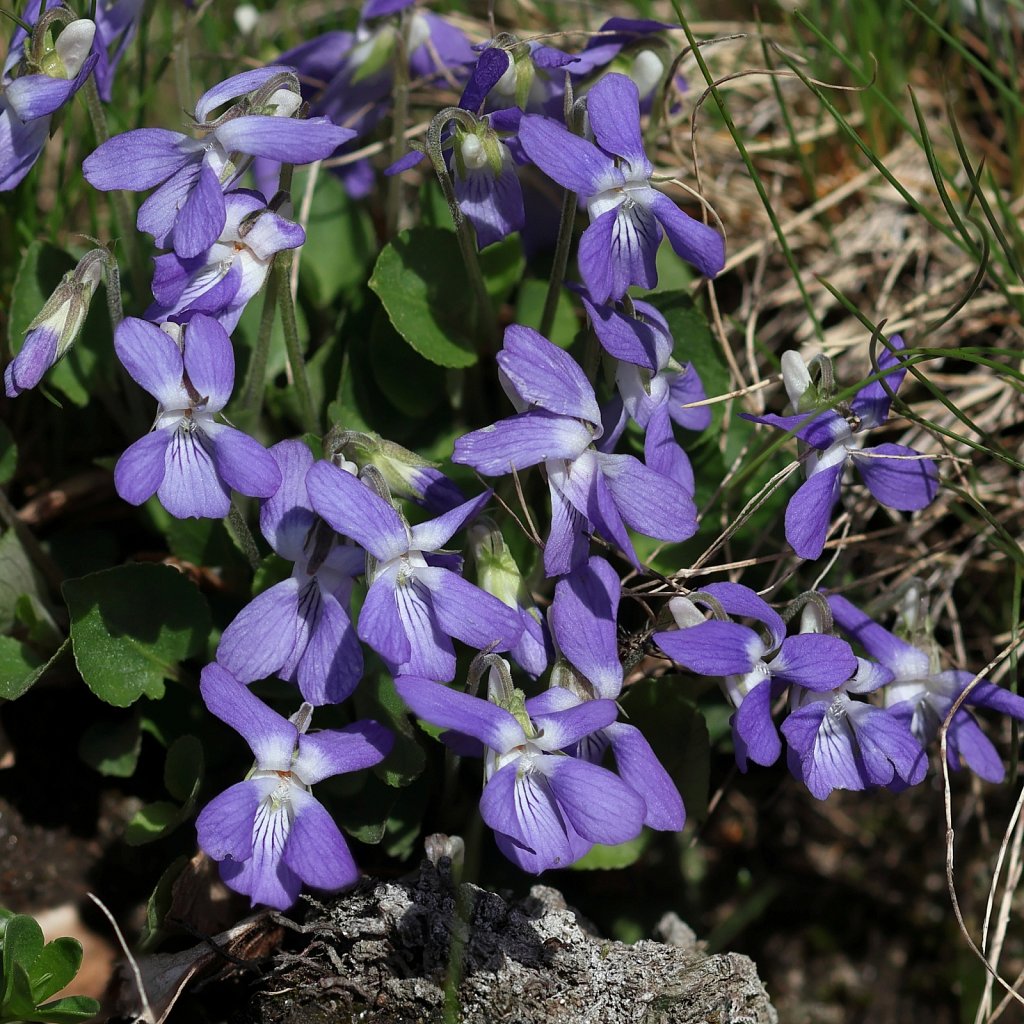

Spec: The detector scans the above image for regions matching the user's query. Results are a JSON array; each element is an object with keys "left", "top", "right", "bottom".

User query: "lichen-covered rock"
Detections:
[{"left": 241, "top": 861, "right": 777, "bottom": 1024}]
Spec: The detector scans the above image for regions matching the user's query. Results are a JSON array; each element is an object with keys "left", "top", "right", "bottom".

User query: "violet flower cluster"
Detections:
[{"left": 6, "top": 2, "right": 1021, "bottom": 919}]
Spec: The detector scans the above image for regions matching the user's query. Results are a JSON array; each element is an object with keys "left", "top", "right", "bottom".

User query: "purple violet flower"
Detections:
[
  {"left": 782, "top": 656, "right": 926, "bottom": 799},
  {"left": 92, "top": 0, "right": 144, "bottom": 101},
  {"left": 195, "top": 664, "right": 392, "bottom": 910},
  {"left": 395, "top": 663, "right": 645, "bottom": 872},
  {"left": 745, "top": 337, "right": 940, "bottom": 560},
  {"left": 580, "top": 292, "right": 710, "bottom": 493},
  {"left": 547, "top": 558, "right": 685, "bottom": 831},
  {"left": 305, "top": 461, "right": 524, "bottom": 682},
  {"left": 453, "top": 324, "right": 698, "bottom": 577},
  {"left": 828, "top": 593, "right": 1024, "bottom": 782},
  {"left": 518, "top": 73, "right": 725, "bottom": 302},
  {"left": 113, "top": 314, "right": 282, "bottom": 519},
  {"left": 655, "top": 582, "right": 858, "bottom": 770},
  {"left": 1, "top": 7, "right": 98, "bottom": 190},
  {"left": 82, "top": 67, "right": 353, "bottom": 258},
  {"left": 460, "top": 38, "right": 579, "bottom": 115},
  {"left": 147, "top": 188, "right": 305, "bottom": 332},
  {"left": 5, "top": 248, "right": 106, "bottom": 398},
  {"left": 217, "top": 441, "right": 364, "bottom": 706}
]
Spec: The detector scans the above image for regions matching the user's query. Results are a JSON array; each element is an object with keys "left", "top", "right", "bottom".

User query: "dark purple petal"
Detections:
[
  {"left": 853, "top": 443, "right": 939, "bottom": 511},
  {"left": 781, "top": 700, "right": 862, "bottom": 799},
  {"left": 215, "top": 115, "right": 355, "bottom": 163},
  {"left": 586, "top": 73, "right": 649, "bottom": 172},
  {"left": 385, "top": 149, "right": 427, "bottom": 175},
  {"left": 409, "top": 490, "right": 491, "bottom": 553},
  {"left": 578, "top": 292, "right": 661, "bottom": 369},
  {"left": 648, "top": 190, "right": 725, "bottom": 278},
  {"left": 655, "top": 620, "right": 762, "bottom": 676},
  {"left": 454, "top": 151, "right": 524, "bottom": 249},
  {"left": 158, "top": 427, "right": 231, "bottom": 519},
  {"left": 770, "top": 634, "right": 858, "bottom": 690},
  {"left": 847, "top": 703, "right": 927, "bottom": 788},
  {"left": 196, "top": 779, "right": 262, "bottom": 863},
  {"left": 733, "top": 678, "right": 781, "bottom": 770},
  {"left": 529, "top": 698, "right": 619, "bottom": 750},
  {"left": 550, "top": 557, "right": 622, "bottom": 699},
  {"left": 305, "top": 460, "right": 409, "bottom": 561},
  {"left": 114, "top": 429, "right": 172, "bottom": 506},
  {"left": 667, "top": 363, "right": 712, "bottom": 431},
  {"left": 741, "top": 409, "right": 849, "bottom": 451},
  {"left": 700, "top": 581, "right": 786, "bottom": 649},
  {"left": 217, "top": 578, "right": 303, "bottom": 683},
  {"left": 219, "top": 801, "right": 301, "bottom": 910},
  {"left": 519, "top": 114, "right": 621, "bottom": 196},
  {"left": 826, "top": 594, "right": 931, "bottom": 678},
  {"left": 182, "top": 313, "right": 234, "bottom": 407},
  {"left": 946, "top": 710, "right": 1005, "bottom": 782},
  {"left": 453, "top": 411, "right": 593, "bottom": 476},
  {"left": 851, "top": 334, "right": 908, "bottom": 428},
  {"left": 597, "top": 451, "right": 698, "bottom": 543},
  {"left": 5, "top": 326, "right": 58, "bottom": 397},
  {"left": 395, "top": 675, "right": 524, "bottom": 752},
  {"left": 459, "top": 47, "right": 511, "bottom": 112},
  {"left": 295, "top": 589, "right": 363, "bottom": 706},
  {"left": 784, "top": 460, "right": 845, "bottom": 560},
  {"left": 283, "top": 789, "right": 359, "bottom": 892},
  {"left": 606, "top": 200, "right": 661, "bottom": 299},
  {"left": 481, "top": 763, "right": 575, "bottom": 872},
  {"left": 200, "top": 662, "right": 297, "bottom": 767},
  {"left": 194, "top": 66, "right": 299, "bottom": 121},
  {"left": 545, "top": 475, "right": 590, "bottom": 577},
  {"left": 114, "top": 317, "right": 187, "bottom": 407},
  {"left": 362, "top": 0, "right": 412, "bottom": 18},
  {"left": 83, "top": 128, "right": 197, "bottom": 191},
  {"left": 206, "top": 424, "right": 281, "bottom": 500},
  {"left": 0, "top": 100, "right": 50, "bottom": 191},
  {"left": 358, "top": 571, "right": 412, "bottom": 669},
  {"left": 136, "top": 162, "right": 203, "bottom": 245},
  {"left": 497, "top": 324, "right": 601, "bottom": 423},
  {"left": 541, "top": 756, "right": 645, "bottom": 845},
  {"left": 260, "top": 440, "right": 316, "bottom": 559},
  {"left": 171, "top": 159, "right": 227, "bottom": 259},
  {"left": 418, "top": 567, "right": 524, "bottom": 654},
  {"left": 395, "top": 577, "right": 456, "bottom": 680},
  {"left": 605, "top": 722, "right": 685, "bottom": 831},
  {"left": 531, "top": 45, "right": 580, "bottom": 69},
  {"left": 643, "top": 405, "right": 695, "bottom": 494},
  {"left": 295, "top": 720, "right": 393, "bottom": 784},
  {"left": 577, "top": 205, "right": 619, "bottom": 305},
  {"left": 941, "top": 671, "right": 1024, "bottom": 719}
]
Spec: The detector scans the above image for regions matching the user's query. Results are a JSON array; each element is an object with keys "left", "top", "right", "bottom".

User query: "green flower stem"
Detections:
[
  {"left": 425, "top": 109, "right": 498, "bottom": 350},
  {"left": 81, "top": 77, "right": 146, "bottom": 300},
  {"left": 239, "top": 268, "right": 280, "bottom": 417},
  {"left": 277, "top": 249, "right": 319, "bottom": 435},
  {"left": 539, "top": 184, "right": 577, "bottom": 339},
  {"left": 226, "top": 503, "right": 262, "bottom": 572},
  {"left": 386, "top": 20, "right": 411, "bottom": 238}
]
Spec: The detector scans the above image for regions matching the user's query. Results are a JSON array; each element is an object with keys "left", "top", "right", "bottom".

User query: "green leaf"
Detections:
[
  {"left": 1, "top": 915, "right": 43, "bottom": 1007},
  {"left": 570, "top": 831, "right": 651, "bottom": 870},
  {"left": 369, "top": 309, "right": 446, "bottom": 418},
  {"left": 0, "top": 638, "right": 67, "bottom": 702},
  {"left": 123, "top": 800, "right": 185, "bottom": 846},
  {"left": 479, "top": 236, "right": 525, "bottom": 304},
  {"left": 369, "top": 227, "right": 480, "bottom": 368},
  {"left": 78, "top": 712, "right": 143, "bottom": 777},
  {"left": 27, "top": 995, "right": 102, "bottom": 1024},
  {"left": 514, "top": 279, "right": 579, "bottom": 348},
  {"left": 621, "top": 677, "right": 711, "bottom": 823},
  {"left": 0, "top": 530, "right": 50, "bottom": 634},
  {"left": 28, "top": 938, "right": 82, "bottom": 1004},
  {"left": 1, "top": 961, "right": 38, "bottom": 1021},
  {"left": 295, "top": 169, "right": 376, "bottom": 304},
  {"left": 163, "top": 734, "right": 204, "bottom": 804},
  {"left": 0, "top": 423, "right": 16, "bottom": 486},
  {"left": 139, "top": 855, "right": 189, "bottom": 952},
  {"left": 63, "top": 563, "right": 211, "bottom": 707}
]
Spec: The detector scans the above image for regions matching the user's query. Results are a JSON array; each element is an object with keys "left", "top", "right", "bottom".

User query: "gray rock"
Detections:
[{"left": 244, "top": 860, "right": 777, "bottom": 1024}]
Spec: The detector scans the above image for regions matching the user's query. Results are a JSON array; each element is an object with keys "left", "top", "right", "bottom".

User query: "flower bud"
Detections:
[
  {"left": 468, "top": 518, "right": 523, "bottom": 610},
  {"left": 4, "top": 249, "right": 107, "bottom": 398}
]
